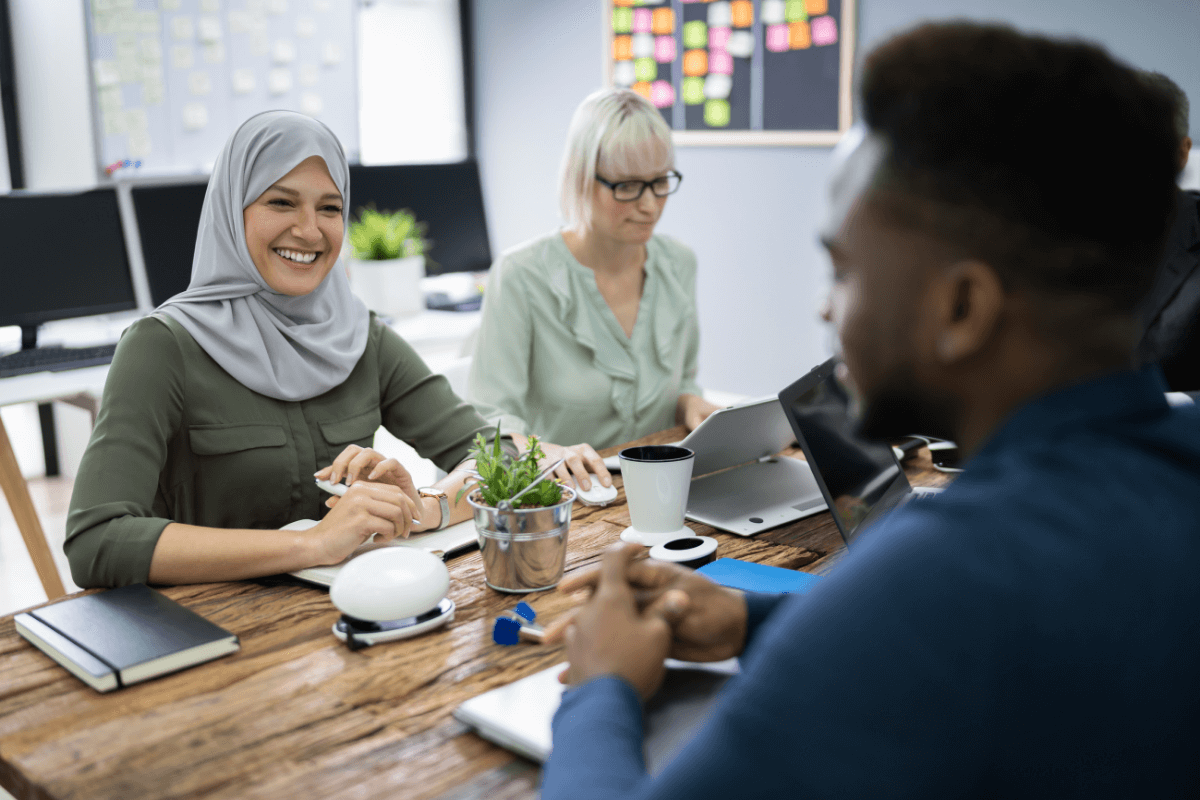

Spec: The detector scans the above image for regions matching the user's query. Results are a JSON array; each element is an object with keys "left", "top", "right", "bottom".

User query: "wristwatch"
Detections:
[{"left": 418, "top": 487, "right": 450, "bottom": 531}]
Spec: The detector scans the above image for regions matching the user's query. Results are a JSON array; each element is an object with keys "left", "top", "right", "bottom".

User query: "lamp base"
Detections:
[
  {"left": 332, "top": 597, "right": 455, "bottom": 650},
  {"left": 619, "top": 525, "right": 695, "bottom": 547}
]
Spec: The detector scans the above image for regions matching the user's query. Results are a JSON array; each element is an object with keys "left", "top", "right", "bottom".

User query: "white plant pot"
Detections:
[{"left": 348, "top": 255, "right": 425, "bottom": 318}]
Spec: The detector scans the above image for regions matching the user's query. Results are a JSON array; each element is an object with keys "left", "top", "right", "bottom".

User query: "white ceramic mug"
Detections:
[{"left": 618, "top": 445, "right": 695, "bottom": 546}]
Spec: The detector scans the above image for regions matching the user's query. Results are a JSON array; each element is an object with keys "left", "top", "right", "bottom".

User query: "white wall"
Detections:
[
  {"left": 473, "top": 0, "right": 1200, "bottom": 398},
  {"left": 9, "top": 0, "right": 95, "bottom": 190}
]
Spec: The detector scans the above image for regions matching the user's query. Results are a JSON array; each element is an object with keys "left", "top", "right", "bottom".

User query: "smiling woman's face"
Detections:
[{"left": 243, "top": 155, "right": 344, "bottom": 296}]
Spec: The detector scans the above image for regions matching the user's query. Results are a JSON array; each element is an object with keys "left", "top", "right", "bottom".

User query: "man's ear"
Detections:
[{"left": 929, "top": 260, "right": 1006, "bottom": 365}]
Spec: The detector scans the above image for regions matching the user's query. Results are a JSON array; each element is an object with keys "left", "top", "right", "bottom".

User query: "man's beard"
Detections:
[{"left": 853, "top": 365, "right": 958, "bottom": 444}]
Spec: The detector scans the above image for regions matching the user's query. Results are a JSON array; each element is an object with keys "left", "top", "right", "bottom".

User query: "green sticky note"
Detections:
[
  {"left": 786, "top": 0, "right": 808, "bottom": 22},
  {"left": 634, "top": 57, "right": 658, "bottom": 82},
  {"left": 682, "top": 20, "right": 707, "bottom": 50},
  {"left": 682, "top": 76, "right": 706, "bottom": 105},
  {"left": 704, "top": 99, "right": 731, "bottom": 127},
  {"left": 612, "top": 7, "right": 633, "bottom": 34}
]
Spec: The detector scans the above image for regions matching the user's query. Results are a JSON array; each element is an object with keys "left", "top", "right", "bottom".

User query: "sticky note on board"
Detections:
[
  {"left": 141, "top": 37, "right": 163, "bottom": 64},
  {"left": 634, "top": 57, "right": 657, "bottom": 82},
  {"left": 301, "top": 91, "right": 323, "bottom": 116},
  {"left": 613, "top": 60, "right": 636, "bottom": 87},
  {"left": 651, "top": 8, "right": 674, "bottom": 35},
  {"left": 128, "top": 130, "right": 152, "bottom": 159},
  {"left": 765, "top": 24, "right": 789, "bottom": 52},
  {"left": 682, "top": 21, "right": 707, "bottom": 49},
  {"left": 232, "top": 68, "right": 256, "bottom": 94},
  {"left": 785, "top": 0, "right": 807, "bottom": 23},
  {"left": 731, "top": 0, "right": 754, "bottom": 27},
  {"left": 98, "top": 85, "right": 123, "bottom": 113},
  {"left": 631, "top": 32, "right": 654, "bottom": 59},
  {"left": 761, "top": 0, "right": 786, "bottom": 25},
  {"left": 682, "top": 49, "right": 708, "bottom": 77},
  {"left": 93, "top": 60, "right": 120, "bottom": 87},
  {"left": 682, "top": 76, "right": 705, "bottom": 105},
  {"left": 143, "top": 78, "right": 164, "bottom": 105},
  {"left": 728, "top": 29, "right": 754, "bottom": 58},
  {"left": 806, "top": 0, "right": 829, "bottom": 15},
  {"left": 160, "top": 0, "right": 181, "bottom": 10},
  {"left": 200, "top": 0, "right": 221, "bottom": 12},
  {"left": 709, "top": 26, "right": 731, "bottom": 51},
  {"left": 273, "top": 40, "right": 296, "bottom": 64},
  {"left": 649, "top": 79, "right": 674, "bottom": 109},
  {"left": 704, "top": 73, "right": 732, "bottom": 100},
  {"left": 707, "top": 1, "right": 732, "bottom": 27},
  {"left": 654, "top": 35, "right": 676, "bottom": 63},
  {"left": 198, "top": 16, "right": 221, "bottom": 42},
  {"left": 811, "top": 15, "right": 838, "bottom": 46},
  {"left": 613, "top": 35, "right": 633, "bottom": 61},
  {"left": 612, "top": 7, "right": 633, "bottom": 34},
  {"left": 632, "top": 7, "right": 651, "bottom": 33},
  {"left": 137, "top": 11, "right": 160, "bottom": 35},
  {"left": 321, "top": 42, "right": 341, "bottom": 66},
  {"left": 182, "top": 101, "right": 208, "bottom": 131},
  {"left": 268, "top": 0, "right": 289, "bottom": 14},
  {"left": 296, "top": 16, "right": 317, "bottom": 38},
  {"left": 704, "top": 99, "right": 731, "bottom": 127},
  {"left": 631, "top": 81, "right": 652, "bottom": 101},
  {"left": 268, "top": 67, "right": 293, "bottom": 95},
  {"left": 709, "top": 49, "right": 733, "bottom": 75},
  {"left": 790, "top": 20, "right": 812, "bottom": 48}
]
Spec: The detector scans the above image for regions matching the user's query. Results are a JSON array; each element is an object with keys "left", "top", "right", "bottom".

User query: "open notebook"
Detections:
[{"left": 281, "top": 519, "right": 478, "bottom": 587}]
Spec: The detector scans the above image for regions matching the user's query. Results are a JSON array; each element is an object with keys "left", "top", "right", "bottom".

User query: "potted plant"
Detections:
[
  {"left": 346, "top": 205, "right": 431, "bottom": 317},
  {"left": 459, "top": 433, "right": 576, "bottom": 593}
]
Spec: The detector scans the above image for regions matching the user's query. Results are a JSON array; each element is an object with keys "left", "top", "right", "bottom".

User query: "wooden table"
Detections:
[{"left": 0, "top": 427, "right": 952, "bottom": 800}]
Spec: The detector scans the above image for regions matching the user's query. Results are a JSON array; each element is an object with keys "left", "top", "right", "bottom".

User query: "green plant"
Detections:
[
  {"left": 348, "top": 205, "right": 429, "bottom": 261},
  {"left": 457, "top": 430, "right": 563, "bottom": 509}
]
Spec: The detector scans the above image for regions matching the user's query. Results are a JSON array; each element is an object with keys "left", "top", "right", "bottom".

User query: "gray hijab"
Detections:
[{"left": 157, "top": 111, "right": 369, "bottom": 402}]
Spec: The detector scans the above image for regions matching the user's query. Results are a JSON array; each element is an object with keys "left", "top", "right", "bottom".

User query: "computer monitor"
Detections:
[
  {"left": 0, "top": 187, "right": 137, "bottom": 347},
  {"left": 349, "top": 161, "right": 493, "bottom": 275},
  {"left": 778, "top": 358, "right": 913, "bottom": 544},
  {"left": 130, "top": 180, "right": 208, "bottom": 307}
]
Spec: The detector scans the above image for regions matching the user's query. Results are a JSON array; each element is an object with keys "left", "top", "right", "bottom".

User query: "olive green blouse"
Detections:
[{"left": 65, "top": 312, "right": 496, "bottom": 588}]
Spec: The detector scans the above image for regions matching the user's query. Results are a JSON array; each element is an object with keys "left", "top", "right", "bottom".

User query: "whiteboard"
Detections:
[{"left": 83, "top": 0, "right": 359, "bottom": 179}]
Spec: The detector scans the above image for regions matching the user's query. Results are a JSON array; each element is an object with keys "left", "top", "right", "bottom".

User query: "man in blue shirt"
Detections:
[{"left": 539, "top": 22, "right": 1200, "bottom": 799}]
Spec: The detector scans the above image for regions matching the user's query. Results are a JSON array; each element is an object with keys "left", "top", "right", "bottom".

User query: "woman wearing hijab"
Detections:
[
  {"left": 467, "top": 88, "right": 721, "bottom": 454},
  {"left": 65, "top": 111, "right": 505, "bottom": 588}
]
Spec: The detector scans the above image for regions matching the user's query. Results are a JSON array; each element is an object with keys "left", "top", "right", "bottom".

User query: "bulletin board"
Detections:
[
  {"left": 83, "top": 0, "right": 359, "bottom": 179},
  {"left": 604, "top": 0, "right": 855, "bottom": 146}
]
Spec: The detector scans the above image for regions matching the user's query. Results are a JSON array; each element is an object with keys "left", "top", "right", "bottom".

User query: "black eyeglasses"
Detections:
[{"left": 595, "top": 170, "right": 683, "bottom": 201}]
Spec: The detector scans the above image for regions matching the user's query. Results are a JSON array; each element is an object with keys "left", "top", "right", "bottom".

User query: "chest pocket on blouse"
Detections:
[
  {"left": 318, "top": 408, "right": 381, "bottom": 450},
  {"left": 186, "top": 423, "right": 290, "bottom": 528}
]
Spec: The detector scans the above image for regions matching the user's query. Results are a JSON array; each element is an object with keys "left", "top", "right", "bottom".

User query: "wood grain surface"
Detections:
[{"left": 0, "top": 427, "right": 953, "bottom": 800}]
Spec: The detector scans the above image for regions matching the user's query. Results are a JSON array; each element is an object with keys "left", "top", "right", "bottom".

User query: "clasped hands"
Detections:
[{"left": 544, "top": 542, "right": 749, "bottom": 701}]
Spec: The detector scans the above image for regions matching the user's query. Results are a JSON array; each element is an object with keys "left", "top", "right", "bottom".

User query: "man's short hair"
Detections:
[
  {"left": 1141, "top": 71, "right": 1190, "bottom": 147},
  {"left": 860, "top": 23, "right": 1179, "bottom": 315}
]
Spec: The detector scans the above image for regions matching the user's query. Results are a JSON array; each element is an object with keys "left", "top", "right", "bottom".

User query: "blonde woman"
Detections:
[{"left": 469, "top": 88, "right": 719, "bottom": 472}]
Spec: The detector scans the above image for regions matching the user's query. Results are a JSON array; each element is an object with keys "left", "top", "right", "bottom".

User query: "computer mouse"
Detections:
[
  {"left": 574, "top": 478, "right": 618, "bottom": 506},
  {"left": 330, "top": 548, "right": 449, "bottom": 623}
]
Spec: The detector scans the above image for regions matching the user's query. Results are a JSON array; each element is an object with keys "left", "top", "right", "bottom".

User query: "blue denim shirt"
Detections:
[{"left": 543, "top": 367, "right": 1200, "bottom": 799}]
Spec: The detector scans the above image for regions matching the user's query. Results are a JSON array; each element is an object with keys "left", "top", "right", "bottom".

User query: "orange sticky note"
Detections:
[
  {"left": 613, "top": 0, "right": 635, "bottom": 6},
  {"left": 631, "top": 81, "right": 653, "bottom": 100},
  {"left": 789, "top": 21, "right": 811, "bottom": 49},
  {"left": 682, "top": 49, "right": 708, "bottom": 77},
  {"left": 731, "top": 0, "right": 754, "bottom": 28},
  {"left": 651, "top": 7, "right": 675, "bottom": 35},
  {"left": 613, "top": 35, "right": 633, "bottom": 61},
  {"left": 805, "top": 0, "right": 828, "bottom": 15}
]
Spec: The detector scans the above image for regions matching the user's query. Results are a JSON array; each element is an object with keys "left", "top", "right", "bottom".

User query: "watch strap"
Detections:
[{"left": 419, "top": 487, "right": 450, "bottom": 531}]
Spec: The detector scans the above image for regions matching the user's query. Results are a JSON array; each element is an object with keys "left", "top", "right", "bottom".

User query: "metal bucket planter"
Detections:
[{"left": 467, "top": 486, "right": 575, "bottom": 593}]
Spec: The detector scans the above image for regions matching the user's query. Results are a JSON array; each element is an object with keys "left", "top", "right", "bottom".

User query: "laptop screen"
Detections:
[{"left": 778, "top": 359, "right": 911, "bottom": 544}]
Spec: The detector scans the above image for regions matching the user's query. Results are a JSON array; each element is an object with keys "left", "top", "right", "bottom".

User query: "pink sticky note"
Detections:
[
  {"left": 766, "top": 24, "right": 789, "bottom": 53},
  {"left": 650, "top": 79, "right": 675, "bottom": 109},
  {"left": 811, "top": 15, "right": 838, "bottom": 46},
  {"left": 654, "top": 35, "right": 677, "bottom": 63},
  {"left": 709, "top": 49, "right": 733, "bottom": 75},
  {"left": 709, "top": 26, "right": 731, "bottom": 51},
  {"left": 633, "top": 7, "right": 652, "bottom": 33}
]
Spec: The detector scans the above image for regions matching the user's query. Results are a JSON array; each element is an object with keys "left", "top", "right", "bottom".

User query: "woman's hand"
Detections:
[
  {"left": 309, "top": 481, "right": 421, "bottom": 565},
  {"left": 315, "top": 444, "right": 421, "bottom": 507},
  {"left": 677, "top": 393, "right": 722, "bottom": 432},
  {"left": 537, "top": 441, "right": 612, "bottom": 492},
  {"left": 545, "top": 543, "right": 749, "bottom": 664}
]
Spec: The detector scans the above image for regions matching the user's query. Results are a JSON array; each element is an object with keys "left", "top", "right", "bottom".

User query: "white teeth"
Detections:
[{"left": 275, "top": 248, "right": 317, "bottom": 264}]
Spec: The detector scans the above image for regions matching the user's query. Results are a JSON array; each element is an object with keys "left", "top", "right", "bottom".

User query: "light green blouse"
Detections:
[{"left": 467, "top": 232, "right": 703, "bottom": 451}]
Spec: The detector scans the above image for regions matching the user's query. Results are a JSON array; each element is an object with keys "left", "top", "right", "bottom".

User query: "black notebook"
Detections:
[{"left": 14, "top": 584, "right": 239, "bottom": 692}]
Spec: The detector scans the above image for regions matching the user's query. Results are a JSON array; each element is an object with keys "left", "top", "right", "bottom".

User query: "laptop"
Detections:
[
  {"left": 454, "top": 658, "right": 738, "bottom": 769},
  {"left": 679, "top": 397, "right": 828, "bottom": 536},
  {"left": 778, "top": 358, "right": 941, "bottom": 546}
]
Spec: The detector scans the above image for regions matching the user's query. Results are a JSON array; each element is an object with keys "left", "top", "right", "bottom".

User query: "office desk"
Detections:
[{"left": 0, "top": 428, "right": 951, "bottom": 800}]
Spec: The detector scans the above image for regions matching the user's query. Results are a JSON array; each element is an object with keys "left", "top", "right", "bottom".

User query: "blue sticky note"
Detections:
[
  {"left": 697, "top": 558, "right": 823, "bottom": 594},
  {"left": 492, "top": 617, "right": 521, "bottom": 645},
  {"left": 514, "top": 602, "right": 536, "bottom": 622}
]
